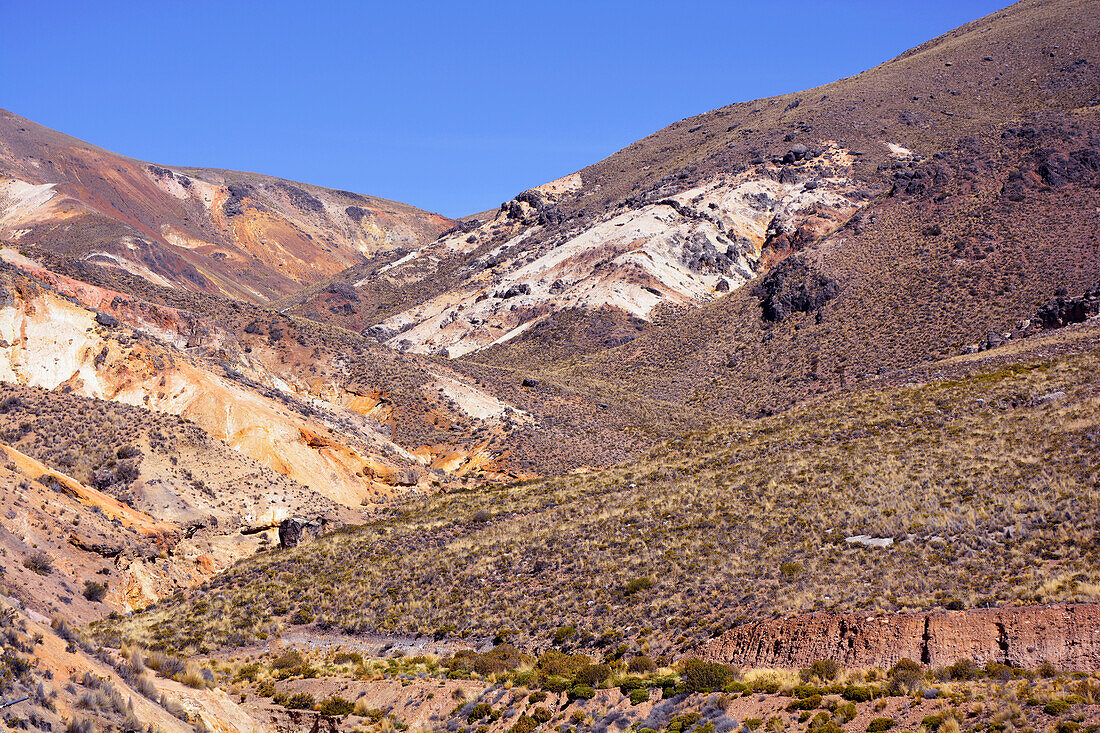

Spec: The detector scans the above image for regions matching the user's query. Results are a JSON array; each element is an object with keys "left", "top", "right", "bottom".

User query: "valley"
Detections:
[{"left": 0, "top": 0, "right": 1098, "bottom": 731}]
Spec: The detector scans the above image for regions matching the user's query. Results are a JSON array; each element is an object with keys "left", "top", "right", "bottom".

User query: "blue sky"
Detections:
[{"left": 2, "top": 1, "right": 1009, "bottom": 218}]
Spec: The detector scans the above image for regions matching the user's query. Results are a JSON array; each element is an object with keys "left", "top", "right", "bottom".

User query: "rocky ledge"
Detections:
[{"left": 703, "top": 603, "right": 1100, "bottom": 670}]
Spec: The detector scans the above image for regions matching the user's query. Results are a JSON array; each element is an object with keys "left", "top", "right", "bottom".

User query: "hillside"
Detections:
[
  {"left": 108, "top": 323, "right": 1100, "bottom": 659},
  {"left": 0, "top": 109, "right": 454, "bottom": 302}
]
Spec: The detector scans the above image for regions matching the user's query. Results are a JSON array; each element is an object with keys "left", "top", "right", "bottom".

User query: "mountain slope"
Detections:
[
  {"left": 287, "top": 0, "right": 1098, "bottom": 373},
  {"left": 0, "top": 109, "right": 453, "bottom": 302}
]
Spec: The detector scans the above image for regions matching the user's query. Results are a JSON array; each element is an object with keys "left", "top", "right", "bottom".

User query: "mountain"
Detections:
[
  {"left": 1, "top": 0, "right": 1100, "bottom": 730},
  {"left": 0, "top": 109, "right": 454, "bottom": 302}
]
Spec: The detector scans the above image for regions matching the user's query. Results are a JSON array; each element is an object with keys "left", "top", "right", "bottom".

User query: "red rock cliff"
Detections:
[{"left": 703, "top": 604, "right": 1100, "bottom": 670}]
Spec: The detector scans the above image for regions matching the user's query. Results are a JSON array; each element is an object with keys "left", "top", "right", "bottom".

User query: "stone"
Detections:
[{"left": 94, "top": 312, "right": 119, "bottom": 328}]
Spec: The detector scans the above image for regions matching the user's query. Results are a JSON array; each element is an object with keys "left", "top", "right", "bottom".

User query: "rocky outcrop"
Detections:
[
  {"left": 703, "top": 604, "right": 1100, "bottom": 670},
  {"left": 753, "top": 256, "right": 840, "bottom": 322},
  {"left": 1034, "top": 283, "right": 1100, "bottom": 329}
]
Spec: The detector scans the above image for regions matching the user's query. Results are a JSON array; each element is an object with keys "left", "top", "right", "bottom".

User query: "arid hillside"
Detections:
[
  {"left": 1, "top": 1, "right": 1100, "bottom": 730},
  {"left": 108, "top": 324, "right": 1100, "bottom": 659}
]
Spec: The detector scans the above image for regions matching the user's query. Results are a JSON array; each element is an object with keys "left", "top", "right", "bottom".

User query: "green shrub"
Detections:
[
  {"left": 946, "top": 658, "right": 978, "bottom": 680},
  {"left": 272, "top": 650, "right": 305, "bottom": 670},
  {"left": 317, "top": 697, "right": 354, "bottom": 716},
  {"left": 628, "top": 655, "right": 656, "bottom": 673},
  {"left": 568, "top": 684, "right": 597, "bottom": 700},
  {"left": 623, "top": 577, "right": 654, "bottom": 596},
  {"left": 887, "top": 658, "right": 925, "bottom": 694},
  {"left": 553, "top": 626, "right": 576, "bottom": 644},
  {"left": 744, "top": 720, "right": 763, "bottom": 731},
  {"left": 630, "top": 688, "right": 650, "bottom": 705},
  {"left": 750, "top": 674, "right": 781, "bottom": 695},
  {"left": 1044, "top": 699, "right": 1071, "bottom": 715},
  {"left": 510, "top": 715, "right": 537, "bottom": 733},
  {"left": 468, "top": 703, "right": 493, "bottom": 723},
  {"left": 282, "top": 692, "right": 315, "bottom": 710},
  {"left": 841, "top": 685, "right": 873, "bottom": 703},
  {"left": 834, "top": 703, "right": 857, "bottom": 724},
  {"left": 682, "top": 659, "right": 736, "bottom": 693},
  {"left": 531, "top": 707, "right": 553, "bottom": 724},
  {"left": 575, "top": 663, "right": 611, "bottom": 686},
  {"left": 787, "top": 695, "right": 822, "bottom": 711},
  {"left": 920, "top": 716, "right": 943, "bottom": 731},
  {"left": 779, "top": 562, "right": 803, "bottom": 578},
  {"left": 332, "top": 651, "right": 362, "bottom": 665},
  {"left": 800, "top": 659, "right": 840, "bottom": 682},
  {"left": 867, "top": 718, "right": 895, "bottom": 733},
  {"left": 540, "top": 675, "right": 570, "bottom": 693},
  {"left": 527, "top": 691, "right": 547, "bottom": 704}
]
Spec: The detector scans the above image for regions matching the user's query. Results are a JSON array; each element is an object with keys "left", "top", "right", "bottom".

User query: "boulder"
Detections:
[
  {"left": 94, "top": 312, "right": 119, "bottom": 328},
  {"left": 278, "top": 517, "right": 323, "bottom": 549}
]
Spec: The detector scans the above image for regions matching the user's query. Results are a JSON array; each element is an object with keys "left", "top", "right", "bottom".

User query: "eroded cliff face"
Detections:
[
  {"left": 703, "top": 604, "right": 1100, "bottom": 670},
  {"left": 338, "top": 146, "right": 873, "bottom": 357},
  {"left": 0, "top": 272, "right": 426, "bottom": 506}
]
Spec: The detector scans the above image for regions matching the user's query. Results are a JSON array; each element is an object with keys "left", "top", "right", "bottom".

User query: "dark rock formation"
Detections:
[
  {"left": 1034, "top": 283, "right": 1100, "bottom": 329},
  {"left": 278, "top": 517, "right": 323, "bottom": 549},
  {"left": 753, "top": 258, "right": 839, "bottom": 322}
]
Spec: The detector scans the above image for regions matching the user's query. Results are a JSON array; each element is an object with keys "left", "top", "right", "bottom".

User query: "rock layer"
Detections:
[{"left": 703, "top": 604, "right": 1100, "bottom": 670}]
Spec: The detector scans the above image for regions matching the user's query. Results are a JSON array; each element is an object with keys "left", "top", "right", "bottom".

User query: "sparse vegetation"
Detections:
[{"left": 103, "top": 345, "right": 1100, "bottom": 656}]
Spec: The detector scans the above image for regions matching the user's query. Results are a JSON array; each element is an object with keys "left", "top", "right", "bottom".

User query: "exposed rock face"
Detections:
[
  {"left": 753, "top": 256, "right": 840, "bottom": 322},
  {"left": 1034, "top": 283, "right": 1100, "bottom": 329},
  {"left": 363, "top": 147, "right": 870, "bottom": 357},
  {"left": 703, "top": 604, "right": 1100, "bottom": 670},
  {"left": 278, "top": 517, "right": 323, "bottom": 549}
]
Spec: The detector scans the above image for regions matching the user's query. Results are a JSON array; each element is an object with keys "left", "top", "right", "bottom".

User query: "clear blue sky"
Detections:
[{"left": 2, "top": 1, "right": 1009, "bottom": 218}]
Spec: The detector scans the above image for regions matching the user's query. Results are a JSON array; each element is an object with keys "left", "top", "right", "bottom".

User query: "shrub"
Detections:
[
  {"left": 787, "top": 695, "right": 822, "bottom": 711},
  {"left": 946, "top": 658, "right": 978, "bottom": 680},
  {"left": 527, "top": 691, "right": 547, "bottom": 704},
  {"left": 553, "top": 626, "right": 576, "bottom": 645},
  {"left": 272, "top": 650, "right": 306, "bottom": 670},
  {"left": 841, "top": 685, "right": 873, "bottom": 702},
  {"left": 887, "top": 658, "right": 924, "bottom": 694},
  {"left": 537, "top": 650, "right": 590, "bottom": 677},
  {"left": 800, "top": 659, "right": 840, "bottom": 682},
  {"left": 574, "top": 663, "right": 611, "bottom": 686},
  {"left": 332, "top": 651, "right": 362, "bottom": 665},
  {"left": 628, "top": 655, "right": 656, "bottom": 673},
  {"left": 867, "top": 718, "right": 895, "bottom": 733},
  {"left": 834, "top": 704, "right": 857, "bottom": 724},
  {"left": 318, "top": 697, "right": 354, "bottom": 716},
  {"left": 283, "top": 692, "right": 315, "bottom": 710},
  {"left": 511, "top": 715, "right": 538, "bottom": 733},
  {"left": 779, "top": 562, "right": 803, "bottom": 578},
  {"left": 622, "top": 577, "right": 654, "bottom": 596},
  {"left": 468, "top": 703, "right": 493, "bottom": 723},
  {"left": 568, "top": 684, "right": 596, "bottom": 700},
  {"left": 630, "top": 688, "right": 650, "bottom": 705},
  {"left": 750, "top": 674, "right": 781, "bottom": 695},
  {"left": 23, "top": 552, "right": 53, "bottom": 576},
  {"left": 531, "top": 707, "right": 553, "bottom": 724},
  {"left": 82, "top": 581, "right": 107, "bottom": 602},
  {"left": 1037, "top": 660, "right": 1059, "bottom": 678},
  {"left": 744, "top": 720, "right": 763, "bottom": 731},
  {"left": 681, "top": 659, "right": 736, "bottom": 693},
  {"left": 1044, "top": 699, "right": 1071, "bottom": 715}
]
